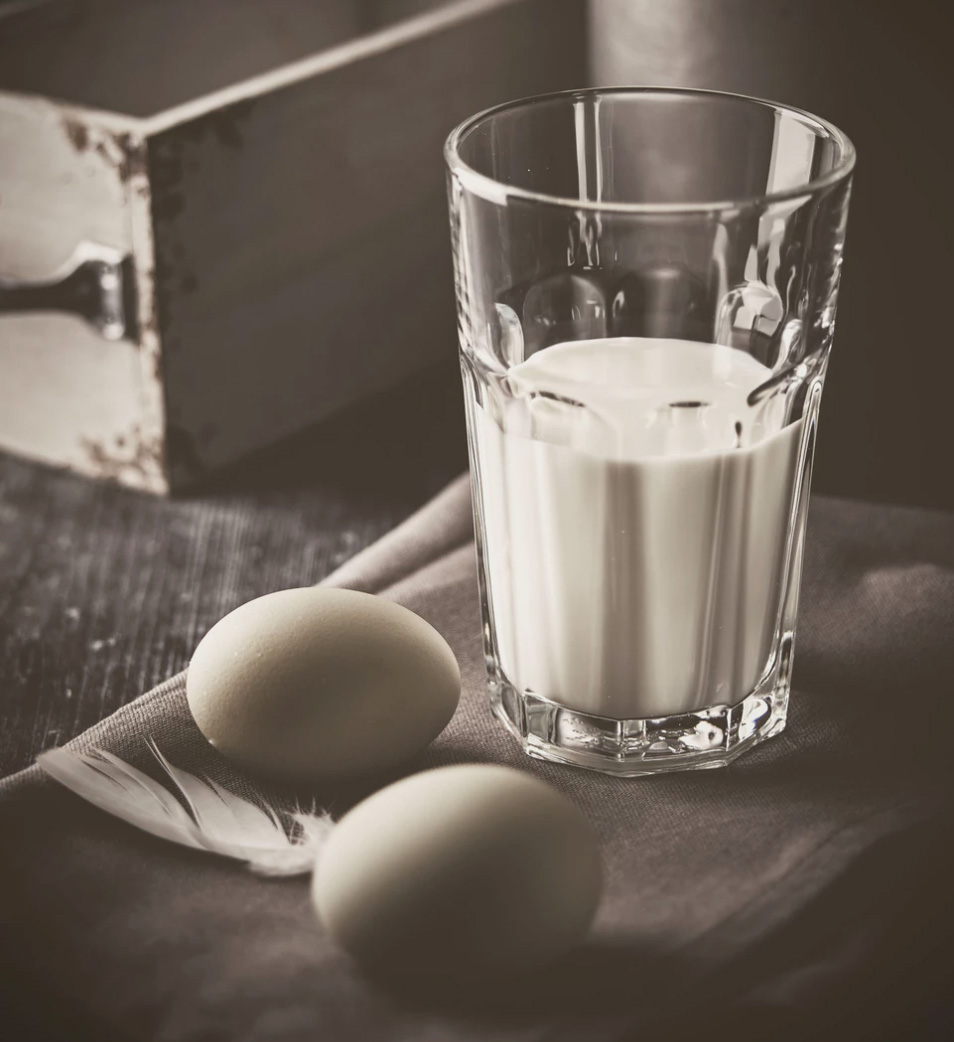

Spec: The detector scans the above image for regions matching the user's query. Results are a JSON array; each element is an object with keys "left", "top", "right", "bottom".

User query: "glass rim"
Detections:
[{"left": 444, "top": 86, "right": 856, "bottom": 216}]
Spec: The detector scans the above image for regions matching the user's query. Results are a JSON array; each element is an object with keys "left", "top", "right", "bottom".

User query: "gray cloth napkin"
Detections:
[{"left": 1, "top": 475, "right": 953, "bottom": 1042}]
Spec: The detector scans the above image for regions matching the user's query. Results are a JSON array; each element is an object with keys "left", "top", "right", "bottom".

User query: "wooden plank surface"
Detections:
[{"left": 0, "top": 361, "right": 468, "bottom": 776}]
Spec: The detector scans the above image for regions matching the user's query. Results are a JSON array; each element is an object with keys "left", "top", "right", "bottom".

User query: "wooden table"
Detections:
[{"left": 0, "top": 361, "right": 468, "bottom": 778}]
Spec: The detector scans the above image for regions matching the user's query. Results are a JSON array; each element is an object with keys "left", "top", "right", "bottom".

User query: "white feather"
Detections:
[{"left": 37, "top": 742, "right": 334, "bottom": 877}]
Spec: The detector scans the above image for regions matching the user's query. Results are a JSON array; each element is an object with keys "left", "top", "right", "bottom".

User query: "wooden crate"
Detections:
[{"left": 0, "top": 0, "right": 584, "bottom": 491}]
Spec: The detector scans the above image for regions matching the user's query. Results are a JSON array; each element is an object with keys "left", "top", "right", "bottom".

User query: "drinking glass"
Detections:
[{"left": 445, "top": 88, "right": 854, "bottom": 775}]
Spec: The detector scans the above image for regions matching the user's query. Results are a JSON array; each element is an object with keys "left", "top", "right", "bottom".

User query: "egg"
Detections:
[
  {"left": 312, "top": 764, "right": 603, "bottom": 979},
  {"left": 186, "top": 587, "right": 460, "bottom": 780}
]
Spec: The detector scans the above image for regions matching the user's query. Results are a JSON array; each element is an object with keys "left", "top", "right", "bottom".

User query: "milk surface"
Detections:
[{"left": 474, "top": 337, "right": 802, "bottom": 719}]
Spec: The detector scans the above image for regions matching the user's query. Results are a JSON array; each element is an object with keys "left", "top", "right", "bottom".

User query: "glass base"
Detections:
[{"left": 489, "top": 667, "right": 789, "bottom": 777}]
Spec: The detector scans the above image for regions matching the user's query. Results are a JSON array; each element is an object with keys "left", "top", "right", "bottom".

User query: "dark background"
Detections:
[{"left": 594, "top": 0, "right": 954, "bottom": 512}]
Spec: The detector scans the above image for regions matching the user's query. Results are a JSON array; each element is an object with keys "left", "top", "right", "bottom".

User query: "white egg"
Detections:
[
  {"left": 186, "top": 587, "right": 460, "bottom": 780},
  {"left": 312, "top": 764, "right": 603, "bottom": 979}
]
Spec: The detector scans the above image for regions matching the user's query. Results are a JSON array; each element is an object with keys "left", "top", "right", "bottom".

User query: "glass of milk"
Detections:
[{"left": 445, "top": 89, "right": 854, "bottom": 775}]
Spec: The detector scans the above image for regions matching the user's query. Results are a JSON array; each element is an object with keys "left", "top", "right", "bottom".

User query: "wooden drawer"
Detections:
[{"left": 0, "top": 0, "right": 584, "bottom": 491}]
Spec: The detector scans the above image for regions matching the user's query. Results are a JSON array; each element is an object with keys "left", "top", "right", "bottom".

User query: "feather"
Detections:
[{"left": 37, "top": 742, "right": 334, "bottom": 877}]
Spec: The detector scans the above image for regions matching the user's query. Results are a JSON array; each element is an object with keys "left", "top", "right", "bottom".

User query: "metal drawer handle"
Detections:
[{"left": 0, "top": 242, "right": 138, "bottom": 343}]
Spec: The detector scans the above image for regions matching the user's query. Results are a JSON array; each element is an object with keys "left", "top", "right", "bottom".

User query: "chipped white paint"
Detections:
[
  {"left": 123, "top": 128, "right": 168, "bottom": 493},
  {"left": 0, "top": 94, "right": 167, "bottom": 491}
]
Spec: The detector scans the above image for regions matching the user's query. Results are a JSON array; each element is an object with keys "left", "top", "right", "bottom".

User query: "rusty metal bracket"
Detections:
[{"left": 0, "top": 242, "right": 138, "bottom": 342}]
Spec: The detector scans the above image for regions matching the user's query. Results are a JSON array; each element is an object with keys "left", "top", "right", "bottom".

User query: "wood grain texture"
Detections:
[{"left": 0, "top": 360, "right": 469, "bottom": 776}]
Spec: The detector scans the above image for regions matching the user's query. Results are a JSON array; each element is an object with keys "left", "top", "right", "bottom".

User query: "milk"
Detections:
[{"left": 473, "top": 337, "right": 802, "bottom": 720}]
